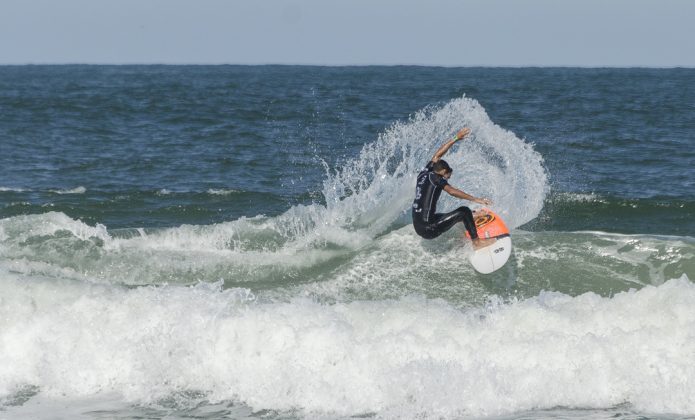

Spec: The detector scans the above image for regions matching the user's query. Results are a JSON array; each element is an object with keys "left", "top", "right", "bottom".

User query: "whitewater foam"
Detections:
[
  {"left": 512, "top": 231, "right": 694, "bottom": 290},
  {"left": 1, "top": 273, "right": 693, "bottom": 418},
  {"left": 1, "top": 209, "right": 692, "bottom": 299}
]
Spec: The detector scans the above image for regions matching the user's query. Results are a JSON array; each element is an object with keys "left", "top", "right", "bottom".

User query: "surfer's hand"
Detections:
[
  {"left": 477, "top": 198, "right": 492, "bottom": 205},
  {"left": 454, "top": 128, "right": 471, "bottom": 141}
]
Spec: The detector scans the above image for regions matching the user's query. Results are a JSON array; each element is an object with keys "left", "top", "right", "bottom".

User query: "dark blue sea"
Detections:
[{"left": 0, "top": 66, "right": 693, "bottom": 419}]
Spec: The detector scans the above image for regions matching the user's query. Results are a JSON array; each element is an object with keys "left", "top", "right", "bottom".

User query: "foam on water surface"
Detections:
[{"left": 1, "top": 273, "right": 694, "bottom": 417}]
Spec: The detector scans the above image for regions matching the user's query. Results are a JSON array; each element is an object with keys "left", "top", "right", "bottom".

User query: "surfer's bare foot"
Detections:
[{"left": 472, "top": 237, "right": 497, "bottom": 250}]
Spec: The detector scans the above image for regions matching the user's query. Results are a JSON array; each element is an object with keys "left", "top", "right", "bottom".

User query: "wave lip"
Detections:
[{"left": 1, "top": 275, "right": 694, "bottom": 417}]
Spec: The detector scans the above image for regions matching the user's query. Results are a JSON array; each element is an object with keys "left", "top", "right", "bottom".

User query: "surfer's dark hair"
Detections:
[{"left": 433, "top": 160, "right": 452, "bottom": 174}]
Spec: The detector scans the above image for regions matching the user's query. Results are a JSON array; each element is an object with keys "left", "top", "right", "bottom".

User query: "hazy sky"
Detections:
[{"left": 1, "top": 0, "right": 693, "bottom": 66}]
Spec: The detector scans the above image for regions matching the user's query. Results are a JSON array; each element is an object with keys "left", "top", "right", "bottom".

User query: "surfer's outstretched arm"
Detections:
[
  {"left": 443, "top": 184, "right": 492, "bottom": 206},
  {"left": 431, "top": 127, "right": 471, "bottom": 162}
]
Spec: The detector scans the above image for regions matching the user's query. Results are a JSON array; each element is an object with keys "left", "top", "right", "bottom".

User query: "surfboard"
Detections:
[{"left": 465, "top": 209, "right": 512, "bottom": 274}]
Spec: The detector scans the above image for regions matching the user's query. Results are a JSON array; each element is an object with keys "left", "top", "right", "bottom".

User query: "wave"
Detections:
[
  {"left": 274, "top": 227, "right": 694, "bottom": 306},
  {"left": 156, "top": 189, "right": 242, "bottom": 196},
  {"left": 0, "top": 189, "right": 285, "bottom": 230},
  {"left": 1, "top": 210, "right": 692, "bottom": 305},
  {"left": 206, "top": 188, "right": 241, "bottom": 196},
  {"left": 0, "top": 187, "right": 27, "bottom": 192},
  {"left": 2, "top": 187, "right": 247, "bottom": 199},
  {"left": 1, "top": 274, "right": 693, "bottom": 417},
  {"left": 525, "top": 192, "right": 695, "bottom": 235},
  {"left": 155, "top": 188, "right": 244, "bottom": 197},
  {"left": 0, "top": 96, "right": 549, "bottom": 288},
  {"left": 48, "top": 186, "right": 87, "bottom": 195}
]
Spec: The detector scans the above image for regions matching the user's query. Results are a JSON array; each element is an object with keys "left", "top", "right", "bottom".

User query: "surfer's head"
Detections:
[{"left": 433, "top": 160, "right": 453, "bottom": 178}]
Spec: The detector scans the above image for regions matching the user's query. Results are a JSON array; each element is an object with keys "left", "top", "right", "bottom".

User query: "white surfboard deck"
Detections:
[{"left": 468, "top": 235, "right": 512, "bottom": 274}]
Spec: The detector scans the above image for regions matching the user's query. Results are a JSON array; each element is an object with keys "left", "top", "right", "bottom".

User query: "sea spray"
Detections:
[{"left": 322, "top": 97, "right": 548, "bottom": 232}]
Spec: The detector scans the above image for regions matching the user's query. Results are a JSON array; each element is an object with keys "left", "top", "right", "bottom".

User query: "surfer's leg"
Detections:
[
  {"left": 412, "top": 220, "right": 437, "bottom": 239},
  {"left": 431, "top": 206, "right": 477, "bottom": 238},
  {"left": 457, "top": 206, "right": 478, "bottom": 239}
]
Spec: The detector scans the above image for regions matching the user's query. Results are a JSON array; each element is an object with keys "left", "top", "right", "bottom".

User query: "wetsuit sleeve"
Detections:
[{"left": 424, "top": 161, "right": 434, "bottom": 171}]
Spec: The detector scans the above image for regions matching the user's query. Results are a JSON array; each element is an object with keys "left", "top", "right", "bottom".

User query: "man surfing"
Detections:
[{"left": 412, "top": 128, "right": 496, "bottom": 249}]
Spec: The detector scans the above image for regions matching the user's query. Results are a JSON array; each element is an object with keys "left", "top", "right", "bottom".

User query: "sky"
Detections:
[{"left": 1, "top": 0, "right": 693, "bottom": 67}]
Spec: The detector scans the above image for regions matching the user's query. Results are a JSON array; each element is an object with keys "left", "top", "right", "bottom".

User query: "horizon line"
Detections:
[{"left": 1, "top": 62, "right": 694, "bottom": 69}]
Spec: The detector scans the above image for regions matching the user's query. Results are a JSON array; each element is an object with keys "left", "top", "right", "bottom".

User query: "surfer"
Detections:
[{"left": 412, "top": 128, "right": 496, "bottom": 249}]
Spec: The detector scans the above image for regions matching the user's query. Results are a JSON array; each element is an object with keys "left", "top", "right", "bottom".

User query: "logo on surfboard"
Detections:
[{"left": 474, "top": 213, "right": 496, "bottom": 228}]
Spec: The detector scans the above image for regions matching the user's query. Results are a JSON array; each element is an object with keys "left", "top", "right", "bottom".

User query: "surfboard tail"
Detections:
[{"left": 469, "top": 236, "right": 513, "bottom": 274}]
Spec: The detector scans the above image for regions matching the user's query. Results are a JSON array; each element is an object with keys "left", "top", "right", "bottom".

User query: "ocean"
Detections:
[{"left": 0, "top": 65, "right": 693, "bottom": 419}]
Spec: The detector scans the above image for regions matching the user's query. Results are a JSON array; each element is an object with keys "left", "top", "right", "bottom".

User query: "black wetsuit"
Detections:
[{"left": 411, "top": 161, "right": 478, "bottom": 240}]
